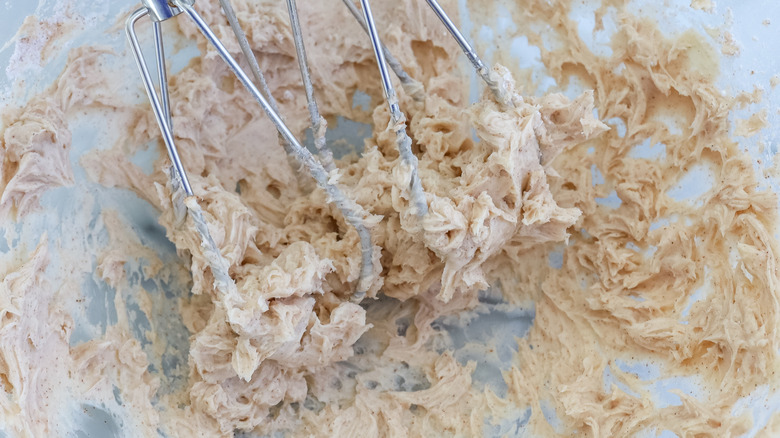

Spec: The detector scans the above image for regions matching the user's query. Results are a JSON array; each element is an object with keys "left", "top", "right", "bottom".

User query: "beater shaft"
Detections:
[
  {"left": 341, "top": 0, "right": 425, "bottom": 102},
  {"left": 286, "top": 0, "right": 336, "bottom": 172},
  {"left": 358, "top": 0, "right": 429, "bottom": 217},
  {"left": 126, "top": 7, "right": 193, "bottom": 196},
  {"left": 424, "top": 0, "right": 511, "bottom": 106},
  {"left": 153, "top": 22, "right": 172, "bottom": 127}
]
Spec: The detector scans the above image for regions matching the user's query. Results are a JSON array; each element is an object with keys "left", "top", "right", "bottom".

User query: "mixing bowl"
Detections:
[{"left": 1, "top": 0, "right": 779, "bottom": 436}]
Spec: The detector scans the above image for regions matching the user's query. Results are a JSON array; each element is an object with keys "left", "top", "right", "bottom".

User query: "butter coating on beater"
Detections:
[{"left": 1, "top": 0, "right": 779, "bottom": 437}]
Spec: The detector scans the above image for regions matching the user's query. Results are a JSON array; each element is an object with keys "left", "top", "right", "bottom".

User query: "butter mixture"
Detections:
[{"left": 1, "top": 0, "right": 778, "bottom": 437}]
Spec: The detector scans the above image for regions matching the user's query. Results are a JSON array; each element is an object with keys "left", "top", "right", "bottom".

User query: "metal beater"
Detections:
[{"left": 125, "top": 0, "right": 507, "bottom": 301}]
